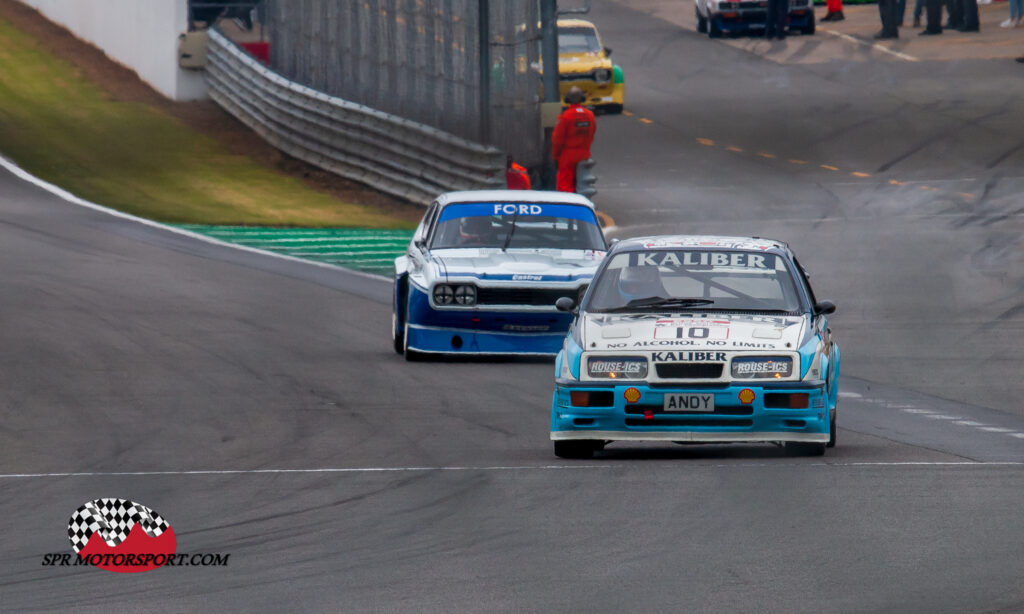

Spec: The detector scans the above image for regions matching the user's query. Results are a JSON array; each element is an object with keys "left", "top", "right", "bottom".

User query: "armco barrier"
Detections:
[{"left": 205, "top": 29, "right": 507, "bottom": 205}]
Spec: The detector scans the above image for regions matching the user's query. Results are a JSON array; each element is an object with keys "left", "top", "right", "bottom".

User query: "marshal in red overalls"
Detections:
[{"left": 552, "top": 103, "right": 597, "bottom": 193}]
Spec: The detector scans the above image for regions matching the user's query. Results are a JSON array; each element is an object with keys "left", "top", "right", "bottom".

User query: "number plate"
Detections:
[{"left": 663, "top": 393, "right": 715, "bottom": 412}]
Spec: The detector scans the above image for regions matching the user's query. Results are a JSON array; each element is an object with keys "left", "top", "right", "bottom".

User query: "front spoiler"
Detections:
[
  {"left": 407, "top": 324, "right": 564, "bottom": 355},
  {"left": 551, "top": 431, "right": 829, "bottom": 442}
]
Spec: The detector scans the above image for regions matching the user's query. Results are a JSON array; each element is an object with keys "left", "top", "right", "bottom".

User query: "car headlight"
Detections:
[
  {"left": 433, "top": 284, "right": 454, "bottom": 305},
  {"left": 593, "top": 69, "right": 612, "bottom": 83},
  {"left": 731, "top": 356, "right": 794, "bottom": 379},
  {"left": 587, "top": 356, "right": 648, "bottom": 379},
  {"left": 454, "top": 284, "right": 476, "bottom": 306}
]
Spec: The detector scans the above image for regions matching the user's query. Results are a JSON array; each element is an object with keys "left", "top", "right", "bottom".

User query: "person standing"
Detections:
[
  {"left": 946, "top": 0, "right": 964, "bottom": 29},
  {"left": 878, "top": 0, "right": 900, "bottom": 37},
  {"left": 920, "top": 0, "right": 944, "bottom": 34},
  {"left": 822, "top": 0, "right": 845, "bottom": 21},
  {"left": 552, "top": 87, "right": 596, "bottom": 193},
  {"left": 765, "top": 0, "right": 788, "bottom": 39},
  {"left": 958, "top": 0, "right": 980, "bottom": 30},
  {"left": 911, "top": 0, "right": 926, "bottom": 27},
  {"left": 1002, "top": 0, "right": 1023, "bottom": 27}
]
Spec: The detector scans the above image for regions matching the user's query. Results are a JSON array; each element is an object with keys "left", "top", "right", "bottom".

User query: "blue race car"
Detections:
[
  {"left": 550, "top": 235, "right": 839, "bottom": 458},
  {"left": 393, "top": 190, "right": 607, "bottom": 359}
]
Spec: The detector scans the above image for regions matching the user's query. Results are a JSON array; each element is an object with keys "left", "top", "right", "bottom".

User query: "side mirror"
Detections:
[
  {"left": 604, "top": 47, "right": 613, "bottom": 57},
  {"left": 555, "top": 296, "right": 577, "bottom": 313},
  {"left": 814, "top": 300, "right": 836, "bottom": 315}
]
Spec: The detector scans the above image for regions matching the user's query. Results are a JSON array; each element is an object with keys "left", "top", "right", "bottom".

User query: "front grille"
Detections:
[
  {"left": 625, "top": 418, "right": 753, "bottom": 427},
  {"left": 654, "top": 363, "right": 724, "bottom": 379},
  {"left": 625, "top": 404, "right": 753, "bottom": 416},
  {"left": 476, "top": 287, "right": 571, "bottom": 307},
  {"left": 560, "top": 72, "right": 595, "bottom": 82},
  {"left": 738, "top": 1, "right": 766, "bottom": 7}
]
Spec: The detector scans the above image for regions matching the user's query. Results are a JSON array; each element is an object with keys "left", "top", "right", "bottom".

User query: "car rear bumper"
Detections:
[{"left": 714, "top": 9, "right": 813, "bottom": 29}]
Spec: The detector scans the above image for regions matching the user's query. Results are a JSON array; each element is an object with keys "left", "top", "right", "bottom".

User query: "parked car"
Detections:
[{"left": 695, "top": 0, "right": 815, "bottom": 37}]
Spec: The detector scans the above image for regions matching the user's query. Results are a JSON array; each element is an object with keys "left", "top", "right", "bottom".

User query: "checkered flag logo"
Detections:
[{"left": 67, "top": 498, "right": 170, "bottom": 554}]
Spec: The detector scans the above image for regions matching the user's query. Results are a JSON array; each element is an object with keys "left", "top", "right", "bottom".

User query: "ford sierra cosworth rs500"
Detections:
[{"left": 550, "top": 235, "right": 839, "bottom": 458}]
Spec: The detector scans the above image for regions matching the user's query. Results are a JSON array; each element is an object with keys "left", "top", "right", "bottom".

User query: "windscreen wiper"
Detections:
[
  {"left": 501, "top": 209, "right": 518, "bottom": 252},
  {"left": 602, "top": 297, "right": 715, "bottom": 312}
]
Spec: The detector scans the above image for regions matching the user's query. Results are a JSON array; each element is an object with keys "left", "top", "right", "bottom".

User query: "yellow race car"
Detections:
[{"left": 557, "top": 19, "right": 625, "bottom": 114}]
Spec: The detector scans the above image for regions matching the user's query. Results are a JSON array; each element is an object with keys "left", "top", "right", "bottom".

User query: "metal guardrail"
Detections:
[{"left": 205, "top": 28, "right": 507, "bottom": 205}]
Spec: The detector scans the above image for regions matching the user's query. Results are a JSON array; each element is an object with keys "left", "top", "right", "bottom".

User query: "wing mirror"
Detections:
[
  {"left": 604, "top": 46, "right": 613, "bottom": 57},
  {"left": 814, "top": 300, "right": 836, "bottom": 315},
  {"left": 555, "top": 297, "right": 577, "bottom": 313}
]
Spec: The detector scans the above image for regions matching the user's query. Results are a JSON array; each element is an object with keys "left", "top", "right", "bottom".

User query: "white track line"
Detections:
[
  {"left": 0, "top": 155, "right": 391, "bottom": 282},
  {"left": 823, "top": 30, "right": 919, "bottom": 62},
  {"left": 1, "top": 462, "right": 1022, "bottom": 479}
]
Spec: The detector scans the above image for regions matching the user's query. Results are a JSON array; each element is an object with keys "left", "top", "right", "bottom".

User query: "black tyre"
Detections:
[
  {"left": 785, "top": 441, "right": 826, "bottom": 457},
  {"left": 402, "top": 309, "right": 424, "bottom": 362},
  {"left": 602, "top": 104, "right": 624, "bottom": 114},
  {"left": 392, "top": 312, "right": 404, "bottom": 355},
  {"left": 554, "top": 440, "right": 598, "bottom": 459},
  {"left": 801, "top": 14, "right": 816, "bottom": 35},
  {"left": 697, "top": 9, "right": 708, "bottom": 32},
  {"left": 709, "top": 17, "right": 723, "bottom": 38},
  {"left": 827, "top": 410, "right": 837, "bottom": 448}
]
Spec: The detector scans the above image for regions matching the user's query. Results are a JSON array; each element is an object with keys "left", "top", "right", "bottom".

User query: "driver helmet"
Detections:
[
  {"left": 458, "top": 216, "right": 495, "bottom": 243},
  {"left": 617, "top": 265, "right": 667, "bottom": 302}
]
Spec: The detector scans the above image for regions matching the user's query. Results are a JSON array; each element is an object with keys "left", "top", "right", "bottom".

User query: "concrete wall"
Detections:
[{"left": 19, "top": 0, "right": 207, "bottom": 101}]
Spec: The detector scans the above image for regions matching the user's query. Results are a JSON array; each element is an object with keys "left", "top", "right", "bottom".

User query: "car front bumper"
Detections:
[
  {"left": 550, "top": 380, "right": 830, "bottom": 442},
  {"left": 559, "top": 81, "right": 624, "bottom": 108},
  {"left": 406, "top": 284, "right": 571, "bottom": 355}
]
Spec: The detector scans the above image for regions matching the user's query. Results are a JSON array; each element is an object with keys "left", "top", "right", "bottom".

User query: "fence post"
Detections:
[
  {"left": 540, "top": 0, "right": 559, "bottom": 189},
  {"left": 478, "top": 0, "right": 490, "bottom": 145}
]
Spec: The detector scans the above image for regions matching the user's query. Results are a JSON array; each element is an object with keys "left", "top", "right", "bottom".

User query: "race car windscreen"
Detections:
[
  {"left": 430, "top": 203, "right": 605, "bottom": 251},
  {"left": 586, "top": 250, "right": 803, "bottom": 313},
  {"left": 558, "top": 27, "right": 602, "bottom": 54}
]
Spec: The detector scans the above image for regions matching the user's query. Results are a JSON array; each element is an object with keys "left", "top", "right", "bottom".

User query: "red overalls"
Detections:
[
  {"left": 506, "top": 161, "right": 531, "bottom": 190},
  {"left": 552, "top": 104, "right": 597, "bottom": 193}
]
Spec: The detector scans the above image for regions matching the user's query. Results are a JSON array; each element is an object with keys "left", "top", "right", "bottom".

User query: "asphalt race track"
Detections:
[{"left": 2, "top": 1, "right": 1023, "bottom": 612}]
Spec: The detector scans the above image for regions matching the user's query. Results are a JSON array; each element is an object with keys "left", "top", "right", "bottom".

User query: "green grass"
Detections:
[{"left": 0, "top": 17, "right": 414, "bottom": 229}]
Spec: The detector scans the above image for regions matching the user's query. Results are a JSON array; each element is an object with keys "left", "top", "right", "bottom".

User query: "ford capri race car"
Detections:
[
  {"left": 393, "top": 191, "right": 607, "bottom": 359},
  {"left": 551, "top": 236, "right": 839, "bottom": 458}
]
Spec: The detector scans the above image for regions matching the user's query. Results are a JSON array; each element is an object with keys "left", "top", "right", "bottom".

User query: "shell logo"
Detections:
[
  {"left": 738, "top": 389, "right": 756, "bottom": 404},
  {"left": 624, "top": 387, "right": 642, "bottom": 403}
]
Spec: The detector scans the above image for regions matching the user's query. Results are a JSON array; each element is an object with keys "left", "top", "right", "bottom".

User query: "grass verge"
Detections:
[{"left": 0, "top": 12, "right": 415, "bottom": 229}]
